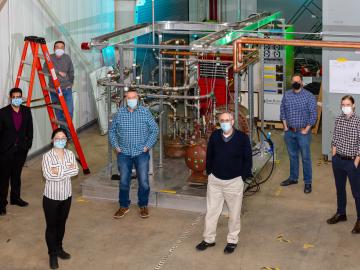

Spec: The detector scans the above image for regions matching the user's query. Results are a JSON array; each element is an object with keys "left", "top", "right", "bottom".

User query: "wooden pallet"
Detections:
[{"left": 256, "top": 121, "right": 284, "bottom": 130}]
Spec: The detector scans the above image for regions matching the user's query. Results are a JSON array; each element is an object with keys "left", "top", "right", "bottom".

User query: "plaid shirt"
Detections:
[
  {"left": 109, "top": 105, "right": 159, "bottom": 157},
  {"left": 332, "top": 113, "right": 360, "bottom": 157},
  {"left": 280, "top": 89, "right": 318, "bottom": 129}
]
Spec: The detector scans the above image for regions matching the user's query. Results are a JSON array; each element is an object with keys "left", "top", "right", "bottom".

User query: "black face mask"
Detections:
[{"left": 292, "top": 82, "right": 301, "bottom": 90}]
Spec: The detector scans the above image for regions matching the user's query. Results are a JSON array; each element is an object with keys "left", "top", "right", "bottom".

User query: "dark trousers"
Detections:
[
  {"left": 43, "top": 196, "right": 72, "bottom": 255},
  {"left": 332, "top": 155, "right": 360, "bottom": 220},
  {"left": 0, "top": 148, "right": 28, "bottom": 209}
]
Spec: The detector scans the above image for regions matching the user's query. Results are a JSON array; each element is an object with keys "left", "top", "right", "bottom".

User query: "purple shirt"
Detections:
[{"left": 12, "top": 107, "right": 23, "bottom": 131}]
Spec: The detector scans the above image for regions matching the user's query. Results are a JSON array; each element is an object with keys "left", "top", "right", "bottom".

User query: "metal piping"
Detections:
[{"left": 233, "top": 37, "right": 360, "bottom": 72}]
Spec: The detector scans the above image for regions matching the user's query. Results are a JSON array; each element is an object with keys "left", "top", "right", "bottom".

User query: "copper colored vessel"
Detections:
[
  {"left": 164, "top": 137, "right": 188, "bottom": 158},
  {"left": 185, "top": 140, "right": 207, "bottom": 184}
]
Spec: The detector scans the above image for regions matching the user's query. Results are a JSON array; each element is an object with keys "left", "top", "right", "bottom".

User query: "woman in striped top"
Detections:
[{"left": 42, "top": 128, "right": 79, "bottom": 269}]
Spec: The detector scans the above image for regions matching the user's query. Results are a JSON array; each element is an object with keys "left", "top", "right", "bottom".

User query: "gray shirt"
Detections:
[{"left": 43, "top": 53, "right": 74, "bottom": 89}]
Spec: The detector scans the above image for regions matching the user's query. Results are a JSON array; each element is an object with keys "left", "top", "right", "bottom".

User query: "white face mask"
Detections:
[
  {"left": 342, "top": 106, "right": 353, "bottom": 115},
  {"left": 55, "top": 49, "right": 64, "bottom": 57}
]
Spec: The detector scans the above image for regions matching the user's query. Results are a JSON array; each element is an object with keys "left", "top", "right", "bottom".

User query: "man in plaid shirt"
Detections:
[
  {"left": 280, "top": 74, "right": 317, "bottom": 193},
  {"left": 109, "top": 89, "right": 159, "bottom": 219}
]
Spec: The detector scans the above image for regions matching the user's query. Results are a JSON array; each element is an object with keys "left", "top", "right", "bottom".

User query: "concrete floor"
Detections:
[{"left": 0, "top": 126, "right": 359, "bottom": 270}]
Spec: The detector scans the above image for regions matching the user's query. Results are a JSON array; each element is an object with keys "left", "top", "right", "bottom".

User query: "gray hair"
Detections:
[{"left": 217, "top": 111, "right": 234, "bottom": 120}]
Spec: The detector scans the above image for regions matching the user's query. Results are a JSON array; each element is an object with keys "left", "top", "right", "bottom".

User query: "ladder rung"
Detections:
[
  {"left": 37, "top": 54, "right": 45, "bottom": 59},
  {"left": 38, "top": 71, "right": 52, "bottom": 77},
  {"left": 48, "top": 104, "right": 63, "bottom": 110},
  {"left": 22, "top": 60, "right": 33, "bottom": 65},
  {"left": 51, "top": 119, "right": 68, "bottom": 127},
  {"left": 44, "top": 87, "right": 57, "bottom": 93},
  {"left": 18, "top": 76, "right": 30, "bottom": 82}
]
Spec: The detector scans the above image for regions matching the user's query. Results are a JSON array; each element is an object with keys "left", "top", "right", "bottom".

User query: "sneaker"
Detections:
[
  {"left": 113, "top": 207, "right": 129, "bottom": 219},
  {"left": 304, "top": 184, "right": 312, "bottom": 194},
  {"left": 139, "top": 207, "right": 149, "bottom": 218},
  {"left": 196, "top": 240, "right": 216, "bottom": 251}
]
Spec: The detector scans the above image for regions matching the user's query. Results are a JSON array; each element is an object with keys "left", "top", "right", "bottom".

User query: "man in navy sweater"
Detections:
[{"left": 196, "top": 111, "right": 252, "bottom": 254}]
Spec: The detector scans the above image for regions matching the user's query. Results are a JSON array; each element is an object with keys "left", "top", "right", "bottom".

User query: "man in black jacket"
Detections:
[
  {"left": 196, "top": 111, "right": 252, "bottom": 254},
  {"left": 0, "top": 88, "right": 33, "bottom": 216}
]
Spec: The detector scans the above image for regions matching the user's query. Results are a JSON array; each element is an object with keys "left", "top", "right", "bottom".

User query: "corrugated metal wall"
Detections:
[
  {"left": 0, "top": 0, "right": 114, "bottom": 155},
  {"left": 135, "top": 0, "right": 189, "bottom": 83}
]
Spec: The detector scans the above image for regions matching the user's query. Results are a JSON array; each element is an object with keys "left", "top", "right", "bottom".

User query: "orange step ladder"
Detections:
[{"left": 15, "top": 36, "right": 90, "bottom": 174}]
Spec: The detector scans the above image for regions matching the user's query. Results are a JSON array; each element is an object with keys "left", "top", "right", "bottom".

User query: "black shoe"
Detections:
[
  {"left": 327, "top": 213, "right": 347, "bottom": 224},
  {"left": 57, "top": 249, "right": 71, "bottom": 260},
  {"left": 224, "top": 243, "right": 237, "bottom": 254},
  {"left": 304, "top": 184, "right": 312, "bottom": 194},
  {"left": 10, "top": 198, "right": 28, "bottom": 207},
  {"left": 280, "top": 179, "right": 298, "bottom": 186},
  {"left": 0, "top": 208, "right": 6, "bottom": 216},
  {"left": 49, "top": 255, "right": 59, "bottom": 269},
  {"left": 196, "top": 240, "right": 216, "bottom": 251}
]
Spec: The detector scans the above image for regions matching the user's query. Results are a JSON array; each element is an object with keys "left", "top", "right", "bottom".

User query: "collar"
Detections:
[
  {"left": 342, "top": 112, "right": 355, "bottom": 120},
  {"left": 222, "top": 129, "right": 235, "bottom": 142}
]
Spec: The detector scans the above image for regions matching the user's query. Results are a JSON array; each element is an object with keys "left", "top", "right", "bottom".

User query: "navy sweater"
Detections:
[{"left": 206, "top": 129, "right": 252, "bottom": 180}]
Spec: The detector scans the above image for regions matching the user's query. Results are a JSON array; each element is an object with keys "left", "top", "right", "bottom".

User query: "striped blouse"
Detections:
[{"left": 42, "top": 148, "right": 79, "bottom": 200}]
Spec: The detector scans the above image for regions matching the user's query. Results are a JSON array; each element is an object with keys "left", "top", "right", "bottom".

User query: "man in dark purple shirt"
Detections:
[{"left": 0, "top": 88, "right": 33, "bottom": 216}]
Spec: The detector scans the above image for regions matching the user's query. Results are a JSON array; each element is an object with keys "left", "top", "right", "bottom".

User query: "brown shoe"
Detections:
[
  {"left": 113, "top": 207, "right": 129, "bottom": 219},
  {"left": 327, "top": 213, "right": 347, "bottom": 224},
  {"left": 139, "top": 207, "right": 149, "bottom": 218},
  {"left": 351, "top": 220, "right": 360, "bottom": 234}
]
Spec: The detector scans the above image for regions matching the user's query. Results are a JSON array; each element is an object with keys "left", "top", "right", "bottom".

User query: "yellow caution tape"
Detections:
[
  {"left": 303, "top": 243, "right": 315, "bottom": 249},
  {"left": 264, "top": 74, "right": 276, "bottom": 79},
  {"left": 275, "top": 187, "right": 282, "bottom": 197},
  {"left": 262, "top": 267, "right": 281, "bottom": 270},
  {"left": 76, "top": 196, "right": 89, "bottom": 203},
  {"left": 276, "top": 234, "right": 291, "bottom": 243},
  {"left": 159, "top": 190, "right": 177, "bottom": 194}
]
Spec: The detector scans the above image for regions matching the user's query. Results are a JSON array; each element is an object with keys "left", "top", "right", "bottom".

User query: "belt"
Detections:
[
  {"left": 336, "top": 154, "right": 355, "bottom": 160},
  {"left": 288, "top": 127, "right": 306, "bottom": 132}
]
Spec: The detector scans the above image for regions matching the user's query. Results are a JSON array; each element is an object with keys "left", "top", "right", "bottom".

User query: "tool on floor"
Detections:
[{"left": 15, "top": 36, "right": 90, "bottom": 174}]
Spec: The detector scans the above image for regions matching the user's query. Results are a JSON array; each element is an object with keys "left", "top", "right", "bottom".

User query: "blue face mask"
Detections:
[
  {"left": 220, "top": 122, "right": 232, "bottom": 133},
  {"left": 11, "top": 97, "right": 23, "bottom": 107},
  {"left": 54, "top": 139, "right": 67, "bottom": 149},
  {"left": 127, "top": 99, "right": 138, "bottom": 109}
]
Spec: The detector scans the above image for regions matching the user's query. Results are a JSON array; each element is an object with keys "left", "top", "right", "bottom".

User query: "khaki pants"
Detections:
[{"left": 203, "top": 174, "right": 244, "bottom": 244}]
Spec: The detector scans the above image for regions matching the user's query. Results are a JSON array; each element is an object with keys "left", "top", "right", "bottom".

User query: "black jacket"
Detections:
[{"left": 0, "top": 105, "right": 33, "bottom": 154}]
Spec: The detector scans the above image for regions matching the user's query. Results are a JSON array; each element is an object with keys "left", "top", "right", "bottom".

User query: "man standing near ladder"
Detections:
[{"left": 43, "top": 40, "right": 74, "bottom": 135}]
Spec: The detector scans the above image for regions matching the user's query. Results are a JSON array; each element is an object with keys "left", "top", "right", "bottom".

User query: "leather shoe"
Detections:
[
  {"left": 304, "top": 184, "right": 312, "bottom": 194},
  {"left": 196, "top": 240, "right": 215, "bottom": 251},
  {"left": 351, "top": 220, "right": 360, "bottom": 234},
  {"left": 327, "top": 213, "right": 347, "bottom": 224},
  {"left": 49, "top": 255, "right": 59, "bottom": 269},
  {"left": 0, "top": 208, "right": 6, "bottom": 216},
  {"left": 57, "top": 249, "right": 71, "bottom": 260},
  {"left": 224, "top": 243, "right": 237, "bottom": 254},
  {"left": 10, "top": 198, "right": 28, "bottom": 207},
  {"left": 280, "top": 179, "right": 298, "bottom": 186}
]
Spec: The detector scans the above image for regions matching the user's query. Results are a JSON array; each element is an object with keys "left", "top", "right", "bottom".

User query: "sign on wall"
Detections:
[{"left": 329, "top": 59, "right": 360, "bottom": 94}]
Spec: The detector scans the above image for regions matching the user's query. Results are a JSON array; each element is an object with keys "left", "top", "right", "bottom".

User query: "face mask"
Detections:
[
  {"left": 292, "top": 82, "right": 301, "bottom": 90},
  {"left": 55, "top": 49, "right": 65, "bottom": 57},
  {"left": 127, "top": 99, "right": 138, "bottom": 109},
  {"left": 220, "top": 122, "right": 232, "bottom": 133},
  {"left": 11, "top": 97, "right": 23, "bottom": 107},
  {"left": 342, "top": 106, "right": 353, "bottom": 115},
  {"left": 54, "top": 139, "right": 67, "bottom": 149}
]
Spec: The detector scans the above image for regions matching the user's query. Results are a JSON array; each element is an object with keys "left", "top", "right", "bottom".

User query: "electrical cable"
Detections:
[{"left": 244, "top": 127, "right": 275, "bottom": 196}]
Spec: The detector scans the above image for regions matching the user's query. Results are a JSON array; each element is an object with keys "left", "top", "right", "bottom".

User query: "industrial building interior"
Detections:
[{"left": 0, "top": 0, "right": 359, "bottom": 269}]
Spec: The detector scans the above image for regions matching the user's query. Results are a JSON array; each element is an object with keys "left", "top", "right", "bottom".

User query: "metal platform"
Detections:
[{"left": 81, "top": 151, "right": 272, "bottom": 213}]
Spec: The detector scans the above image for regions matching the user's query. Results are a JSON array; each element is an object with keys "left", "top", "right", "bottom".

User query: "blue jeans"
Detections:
[
  {"left": 284, "top": 130, "right": 312, "bottom": 184},
  {"left": 332, "top": 155, "right": 360, "bottom": 220},
  {"left": 50, "top": 88, "right": 73, "bottom": 134},
  {"left": 117, "top": 152, "right": 150, "bottom": 208}
]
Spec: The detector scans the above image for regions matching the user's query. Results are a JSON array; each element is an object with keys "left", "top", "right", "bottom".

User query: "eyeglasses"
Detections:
[
  {"left": 12, "top": 96, "right": 22, "bottom": 99},
  {"left": 219, "top": 119, "right": 232, "bottom": 123}
]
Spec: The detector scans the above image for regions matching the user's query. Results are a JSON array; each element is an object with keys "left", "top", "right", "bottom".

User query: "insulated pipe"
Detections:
[
  {"left": 98, "top": 81, "right": 197, "bottom": 92},
  {"left": 143, "top": 93, "right": 213, "bottom": 100},
  {"left": 233, "top": 37, "right": 360, "bottom": 72}
]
